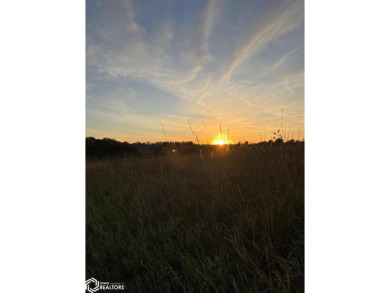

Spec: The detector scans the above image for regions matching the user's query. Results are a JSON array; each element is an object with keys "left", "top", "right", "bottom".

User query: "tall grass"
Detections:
[{"left": 86, "top": 144, "right": 304, "bottom": 292}]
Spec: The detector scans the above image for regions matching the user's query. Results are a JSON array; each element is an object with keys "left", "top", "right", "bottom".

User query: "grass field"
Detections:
[{"left": 86, "top": 143, "right": 304, "bottom": 292}]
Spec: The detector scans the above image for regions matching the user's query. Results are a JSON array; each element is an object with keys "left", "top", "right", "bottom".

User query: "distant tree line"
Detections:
[
  {"left": 86, "top": 137, "right": 303, "bottom": 160},
  {"left": 86, "top": 137, "right": 196, "bottom": 159}
]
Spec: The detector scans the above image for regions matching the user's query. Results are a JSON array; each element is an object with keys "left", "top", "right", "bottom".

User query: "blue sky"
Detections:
[{"left": 86, "top": 0, "right": 304, "bottom": 143}]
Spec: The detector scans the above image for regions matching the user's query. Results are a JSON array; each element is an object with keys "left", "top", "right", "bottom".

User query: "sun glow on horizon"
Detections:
[
  {"left": 214, "top": 139, "right": 227, "bottom": 145},
  {"left": 211, "top": 135, "right": 232, "bottom": 145}
]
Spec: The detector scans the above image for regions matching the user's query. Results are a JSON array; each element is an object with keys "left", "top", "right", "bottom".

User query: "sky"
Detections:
[{"left": 86, "top": 0, "right": 304, "bottom": 144}]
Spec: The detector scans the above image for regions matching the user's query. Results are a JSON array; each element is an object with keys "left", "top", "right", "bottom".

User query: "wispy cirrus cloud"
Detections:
[
  {"left": 184, "top": 0, "right": 222, "bottom": 83},
  {"left": 86, "top": 0, "right": 304, "bottom": 142},
  {"left": 220, "top": 0, "right": 304, "bottom": 83}
]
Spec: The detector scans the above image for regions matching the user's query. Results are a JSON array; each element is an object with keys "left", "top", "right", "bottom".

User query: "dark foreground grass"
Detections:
[{"left": 86, "top": 144, "right": 304, "bottom": 292}]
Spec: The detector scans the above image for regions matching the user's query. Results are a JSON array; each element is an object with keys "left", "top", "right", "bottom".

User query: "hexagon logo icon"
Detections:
[{"left": 85, "top": 278, "right": 100, "bottom": 293}]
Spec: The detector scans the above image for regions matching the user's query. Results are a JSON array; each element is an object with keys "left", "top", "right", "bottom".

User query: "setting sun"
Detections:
[
  {"left": 214, "top": 139, "right": 227, "bottom": 145},
  {"left": 211, "top": 135, "right": 232, "bottom": 145}
]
